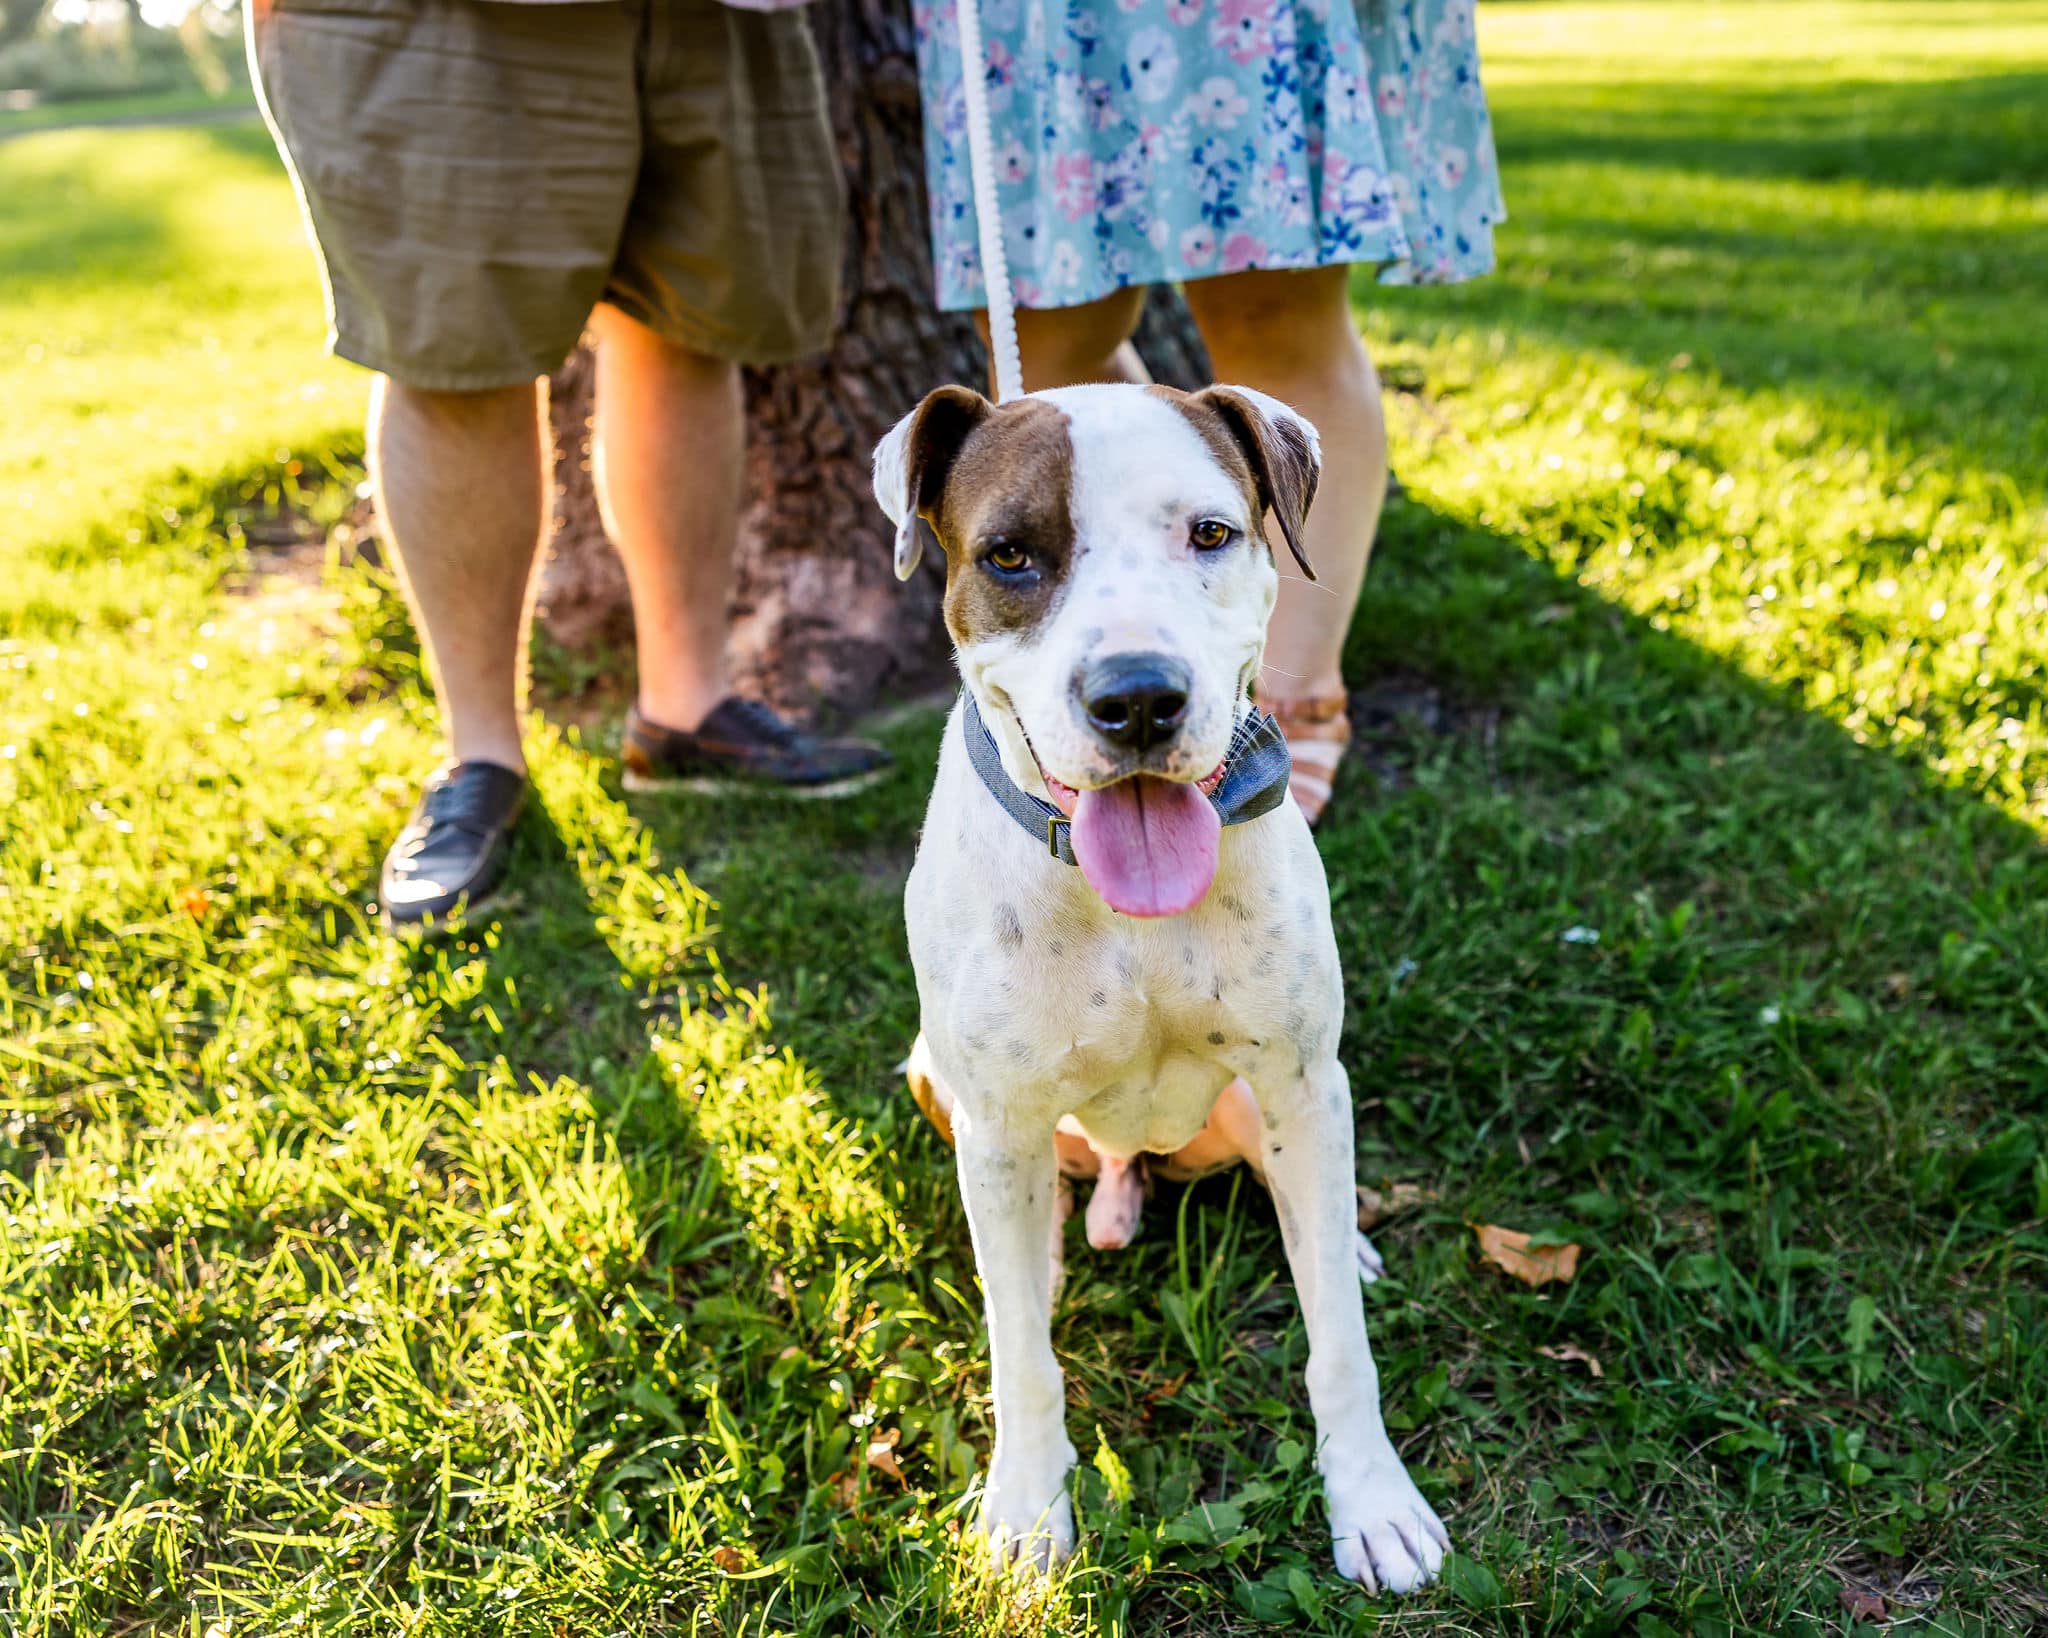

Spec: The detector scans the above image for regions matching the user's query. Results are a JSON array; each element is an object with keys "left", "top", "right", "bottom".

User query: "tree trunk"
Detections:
[{"left": 533, "top": 0, "right": 1210, "bottom": 723}]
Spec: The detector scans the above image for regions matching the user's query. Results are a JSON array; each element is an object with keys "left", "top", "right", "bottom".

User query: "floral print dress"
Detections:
[{"left": 914, "top": 0, "right": 1505, "bottom": 311}]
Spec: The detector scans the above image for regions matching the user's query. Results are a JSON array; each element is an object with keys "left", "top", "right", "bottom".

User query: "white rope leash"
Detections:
[{"left": 955, "top": 0, "right": 1024, "bottom": 403}]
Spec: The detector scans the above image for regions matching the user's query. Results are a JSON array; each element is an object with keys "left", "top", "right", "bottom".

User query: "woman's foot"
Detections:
[{"left": 1258, "top": 689, "right": 1353, "bottom": 826}]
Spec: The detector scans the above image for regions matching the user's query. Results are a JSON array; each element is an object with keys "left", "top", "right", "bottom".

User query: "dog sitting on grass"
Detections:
[{"left": 872, "top": 381, "right": 1449, "bottom": 1592}]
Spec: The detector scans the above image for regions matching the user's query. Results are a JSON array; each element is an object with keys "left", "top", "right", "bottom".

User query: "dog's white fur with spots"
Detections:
[{"left": 873, "top": 382, "right": 1448, "bottom": 1593}]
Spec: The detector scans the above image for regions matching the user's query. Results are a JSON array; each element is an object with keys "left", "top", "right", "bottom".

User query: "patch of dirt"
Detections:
[
  {"left": 213, "top": 533, "right": 354, "bottom": 662},
  {"left": 1829, "top": 1551, "right": 1944, "bottom": 1613},
  {"left": 219, "top": 492, "right": 640, "bottom": 729},
  {"left": 1347, "top": 670, "right": 1501, "bottom": 794},
  {"left": 219, "top": 486, "right": 378, "bottom": 589}
]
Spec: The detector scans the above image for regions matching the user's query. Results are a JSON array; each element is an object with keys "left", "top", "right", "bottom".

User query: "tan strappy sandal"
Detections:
[{"left": 1258, "top": 689, "right": 1353, "bottom": 827}]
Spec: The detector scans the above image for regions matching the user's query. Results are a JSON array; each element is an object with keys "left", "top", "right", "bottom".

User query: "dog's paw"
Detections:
[
  {"left": 1326, "top": 1463, "right": 1449, "bottom": 1594},
  {"left": 1355, "top": 1229, "right": 1386, "bottom": 1285},
  {"left": 978, "top": 1474, "right": 1076, "bottom": 1573}
]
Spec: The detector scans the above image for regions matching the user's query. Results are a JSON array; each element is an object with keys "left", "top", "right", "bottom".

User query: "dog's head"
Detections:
[{"left": 874, "top": 382, "right": 1320, "bottom": 916}]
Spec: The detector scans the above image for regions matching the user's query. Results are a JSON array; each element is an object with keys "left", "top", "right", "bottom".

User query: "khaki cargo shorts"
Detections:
[{"left": 249, "top": 0, "right": 845, "bottom": 388}]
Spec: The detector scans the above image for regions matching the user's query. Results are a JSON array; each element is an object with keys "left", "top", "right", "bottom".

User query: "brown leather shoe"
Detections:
[{"left": 621, "top": 697, "right": 890, "bottom": 798}]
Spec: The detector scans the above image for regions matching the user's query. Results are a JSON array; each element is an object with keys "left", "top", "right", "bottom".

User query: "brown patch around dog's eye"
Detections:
[{"left": 932, "top": 398, "right": 1077, "bottom": 645}]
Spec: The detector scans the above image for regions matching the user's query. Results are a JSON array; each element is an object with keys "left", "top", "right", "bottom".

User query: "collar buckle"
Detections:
[{"left": 1046, "top": 812, "right": 1068, "bottom": 857}]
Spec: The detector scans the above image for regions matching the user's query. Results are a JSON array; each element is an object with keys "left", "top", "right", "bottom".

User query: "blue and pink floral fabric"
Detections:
[{"left": 915, "top": 0, "right": 1505, "bottom": 310}]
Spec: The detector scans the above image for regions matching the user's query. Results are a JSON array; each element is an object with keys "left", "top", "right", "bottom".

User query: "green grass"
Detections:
[
  {"left": 3, "top": 3, "right": 2046, "bottom": 1633},
  {"left": 0, "top": 85, "right": 257, "bottom": 137}
]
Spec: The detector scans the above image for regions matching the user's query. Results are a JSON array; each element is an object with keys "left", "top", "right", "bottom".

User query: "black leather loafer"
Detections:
[{"left": 379, "top": 760, "right": 528, "bottom": 925}]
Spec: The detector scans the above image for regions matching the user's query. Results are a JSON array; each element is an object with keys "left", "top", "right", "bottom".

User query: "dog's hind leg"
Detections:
[
  {"left": 905, "top": 1033, "right": 957, "bottom": 1146},
  {"left": 1083, "top": 1153, "right": 1144, "bottom": 1249},
  {"left": 1158, "top": 1078, "right": 1386, "bottom": 1283}
]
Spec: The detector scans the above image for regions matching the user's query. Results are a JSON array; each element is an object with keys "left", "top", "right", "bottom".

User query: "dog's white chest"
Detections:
[{"left": 907, "top": 744, "right": 1342, "bottom": 1160}]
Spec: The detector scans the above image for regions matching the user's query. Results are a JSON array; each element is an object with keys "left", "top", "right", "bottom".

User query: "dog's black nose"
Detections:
[{"left": 1081, "top": 651, "right": 1191, "bottom": 752}]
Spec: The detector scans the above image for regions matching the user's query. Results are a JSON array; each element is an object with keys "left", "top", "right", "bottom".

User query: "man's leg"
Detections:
[
  {"left": 592, "top": 302, "right": 891, "bottom": 795},
  {"left": 367, "top": 376, "right": 543, "bottom": 922},
  {"left": 587, "top": 303, "right": 736, "bottom": 734},
  {"left": 367, "top": 376, "right": 547, "bottom": 775},
  {"left": 249, "top": 0, "right": 646, "bottom": 917}
]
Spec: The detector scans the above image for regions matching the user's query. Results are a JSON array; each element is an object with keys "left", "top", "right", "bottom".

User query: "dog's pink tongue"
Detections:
[{"left": 1070, "top": 776, "right": 1221, "bottom": 917}]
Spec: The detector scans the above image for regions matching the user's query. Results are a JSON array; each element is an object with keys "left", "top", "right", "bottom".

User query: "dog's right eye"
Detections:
[{"left": 984, "top": 542, "right": 1032, "bottom": 575}]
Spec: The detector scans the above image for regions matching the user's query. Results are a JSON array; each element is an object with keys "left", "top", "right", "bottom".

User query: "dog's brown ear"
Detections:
[
  {"left": 1193, "top": 385, "right": 1322, "bottom": 581},
  {"left": 873, "top": 385, "right": 991, "bottom": 580}
]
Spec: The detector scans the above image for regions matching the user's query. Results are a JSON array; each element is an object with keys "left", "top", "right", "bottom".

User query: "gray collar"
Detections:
[{"left": 961, "top": 691, "right": 1293, "bottom": 865}]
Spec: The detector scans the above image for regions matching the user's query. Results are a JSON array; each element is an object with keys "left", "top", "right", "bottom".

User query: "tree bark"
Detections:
[{"left": 532, "top": 0, "right": 1210, "bottom": 723}]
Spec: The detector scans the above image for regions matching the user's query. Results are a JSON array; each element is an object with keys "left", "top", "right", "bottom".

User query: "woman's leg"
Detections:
[
  {"left": 1183, "top": 266, "right": 1386, "bottom": 820},
  {"left": 1181, "top": 267, "right": 1386, "bottom": 706},
  {"left": 978, "top": 286, "right": 1151, "bottom": 394}
]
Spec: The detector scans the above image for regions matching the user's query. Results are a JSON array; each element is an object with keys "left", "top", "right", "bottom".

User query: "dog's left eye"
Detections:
[
  {"left": 985, "top": 542, "right": 1032, "bottom": 575},
  {"left": 1190, "top": 519, "right": 1235, "bottom": 551}
]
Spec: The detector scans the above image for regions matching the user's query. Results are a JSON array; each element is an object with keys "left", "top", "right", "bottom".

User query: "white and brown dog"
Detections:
[{"left": 872, "top": 382, "right": 1449, "bottom": 1593}]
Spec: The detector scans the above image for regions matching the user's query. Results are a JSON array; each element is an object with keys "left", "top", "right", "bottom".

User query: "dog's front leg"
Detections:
[
  {"left": 1262, "top": 1058, "right": 1449, "bottom": 1593},
  {"left": 954, "top": 1106, "right": 1078, "bottom": 1569}
]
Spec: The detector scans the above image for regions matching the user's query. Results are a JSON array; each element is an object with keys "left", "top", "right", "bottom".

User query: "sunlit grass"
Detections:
[{"left": 0, "top": 124, "right": 361, "bottom": 578}]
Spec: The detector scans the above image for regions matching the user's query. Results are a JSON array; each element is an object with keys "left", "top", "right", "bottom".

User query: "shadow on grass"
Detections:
[
  {"left": 626, "top": 483, "right": 2047, "bottom": 1624},
  {"left": 679, "top": 487, "right": 2048, "bottom": 1191},
  {"left": 365, "top": 738, "right": 1003, "bottom": 1630}
]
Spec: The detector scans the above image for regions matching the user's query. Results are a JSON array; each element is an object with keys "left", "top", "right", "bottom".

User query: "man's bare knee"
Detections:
[
  {"left": 587, "top": 302, "right": 736, "bottom": 381},
  {"left": 376, "top": 376, "right": 540, "bottom": 436}
]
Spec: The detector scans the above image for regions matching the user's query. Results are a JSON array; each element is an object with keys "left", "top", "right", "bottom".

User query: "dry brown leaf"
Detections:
[
  {"left": 710, "top": 1545, "right": 747, "bottom": 1574},
  {"left": 1357, "top": 1182, "right": 1435, "bottom": 1231},
  {"left": 864, "top": 1427, "right": 905, "bottom": 1484},
  {"left": 1838, "top": 1586, "right": 1888, "bottom": 1624},
  {"left": 1145, "top": 1368, "right": 1193, "bottom": 1404},
  {"left": 1473, "top": 1223, "right": 1581, "bottom": 1286},
  {"left": 1535, "top": 1342, "right": 1604, "bottom": 1378},
  {"left": 829, "top": 1469, "right": 859, "bottom": 1507}
]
